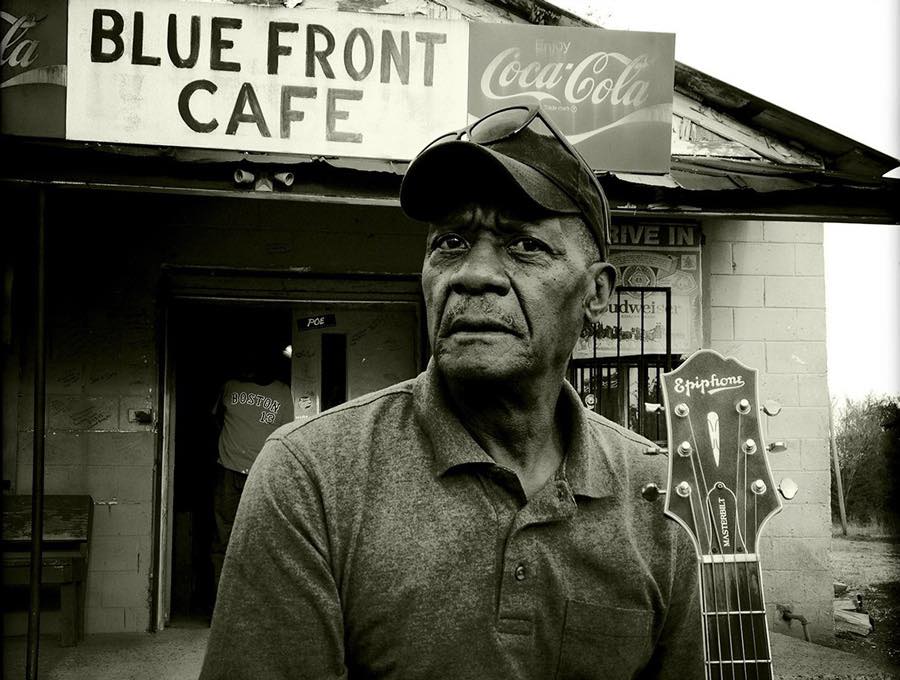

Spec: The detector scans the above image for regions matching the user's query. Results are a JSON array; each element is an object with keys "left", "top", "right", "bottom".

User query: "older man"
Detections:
[{"left": 200, "top": 106, "right": 703, "bottom": 679}]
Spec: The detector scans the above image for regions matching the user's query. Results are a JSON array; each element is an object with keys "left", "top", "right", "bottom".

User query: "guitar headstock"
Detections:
[{"left": 653, "top": 350, "right": 785, "bottom": 560}]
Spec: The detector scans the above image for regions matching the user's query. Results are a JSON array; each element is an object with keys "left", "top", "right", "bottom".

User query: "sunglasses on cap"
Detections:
[{"left": 422, "top": 105, "right": 612, "bottom": 250}]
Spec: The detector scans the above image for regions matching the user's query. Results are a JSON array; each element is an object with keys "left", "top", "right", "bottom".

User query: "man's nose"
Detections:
[{"left": 448, "top": 240, "right": 510, "bottom": 296}]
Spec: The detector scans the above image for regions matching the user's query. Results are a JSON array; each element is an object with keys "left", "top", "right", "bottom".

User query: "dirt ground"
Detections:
[{"left": 828, "top": 534, "right": 900, "bottom": 669}]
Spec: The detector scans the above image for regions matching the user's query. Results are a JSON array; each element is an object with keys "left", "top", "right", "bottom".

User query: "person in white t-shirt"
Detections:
[{"left": 211, "top": 348, "right": 293, "bottom": 594}]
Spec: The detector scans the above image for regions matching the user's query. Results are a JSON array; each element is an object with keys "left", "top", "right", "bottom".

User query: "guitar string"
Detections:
[
  {"left": 737, "top": 411, "right": 762, "bottom": 679},
  {"left": 731, "top": 412, "right": 758, "bottom": 680},
  {"left": 685, "top": 438, "right": 718, "bottom": 680},
  {"left": 685, "top": 495, "right": 711, "bottom": 680},
  {"left": 686, "top": 416, "right": 737, "bottom": 680}
]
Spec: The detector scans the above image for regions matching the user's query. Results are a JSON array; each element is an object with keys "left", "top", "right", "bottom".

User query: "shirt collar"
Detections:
[{"left": 413, "top": 360, "right": 613, "bottom": 499}]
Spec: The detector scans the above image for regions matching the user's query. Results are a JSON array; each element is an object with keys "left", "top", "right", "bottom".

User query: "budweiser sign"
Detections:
[{"left": 468, "top": 24, "right": 675, "bottom": 173}]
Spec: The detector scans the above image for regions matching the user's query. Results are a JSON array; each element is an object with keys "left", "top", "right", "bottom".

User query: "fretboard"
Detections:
[{"left": 699, "top": 556, "right": 773, "bottom": 680}]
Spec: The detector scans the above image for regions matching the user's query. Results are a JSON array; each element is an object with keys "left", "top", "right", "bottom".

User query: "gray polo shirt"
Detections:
[{"left": 201, "top": 362, "right": 704, "bottom": 680}]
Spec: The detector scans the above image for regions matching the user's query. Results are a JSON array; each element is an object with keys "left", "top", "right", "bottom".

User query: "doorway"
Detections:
[
  {"left": 168, "top": 302, "right": 292, "bottom": 624},
  {"left": 161, "top": 289, "right": 423, "bottom": 627}
]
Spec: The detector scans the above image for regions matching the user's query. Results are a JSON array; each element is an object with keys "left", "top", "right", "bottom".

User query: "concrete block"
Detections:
[
  {"left": 797, "top": 375, "right": 830, "bottom": 406},
  {"left": 766, "top": 342, "right": 827, "bottom": 374},
  {"left": 47, "top": 395, "right": 118, "bottom": 431},
  {"left": 85, "top": 465, "right": 153, "bottom": 503},
  {"left": 766, "top": 439, "right": 802, "bottom": 471},
  {"left": 760, "top": 536, "right": 831, "bottom": 572},
  {"left": 763, "top": 568, "right": 831, "bottom": 604},
  {"left": 125, "top": 606, "right": 151, "bottom": 632},
  {"left": 43, "top": 464, "right": 90, "bottom": 494},
  {"left": 85, "top": 579, "right": 104, "bottom": 609},
  {"left": 732, "top": 243, "right": 795, "bottom": 275},
  {"left": 710, "top": 275, "right": 764, "bottom": 307},
  {"left": 85, "top": 607, "right": 126, "bottom": 633},
  {"left": 86, "top": 466, "right": 120, "bottom": 501},
  {"left": 764, "top": 277, "right": 825, "bottom": 308},
  {"left": 49, "top": 325, "right": 97, "bottom": 363},
  {"left": 100, "top": 571, "right": 150, "bottom": 608},
  {"left": 704, "top": 219, "right": 764, "bottom": 242},
  {"left": 709, "top": 341, "right": 765, "bottom": 370},
  {"left": 800, "top": 439, "right": 831, "bottom": 472},
  {"left": 119, "top": 396, "right": 154, "bottom": 432},
  {"left": 795, "top": 243, "right": 825, "bottom": 275},
  {"left": 765, "top": 503, "right": 830, "bottom": 538},
  {"left": 92, "top": 502, "right": 153, "bottom": 537},
  {"left": 710, "top": 308, "right": 733, "bottom": 340},
  {"left": 115, "top": 466, "right": 154, "bottom": 502},
  {"left": 757, "top": 374, "right": 798, "bottom": 407},
  {"left": 767, "top": 407, "right": 830, "bottom": 439},
  {"left": 734, "top": 308, "right": 825, "bottom": 341},
  {"left": 47, "top": 361, "right": 85, "bottom": 395},
  {"left": 87, "top": 431, "right": 155, "bottom": 466},
  {"left": 89, "top": 536, "right": 145, "bottom": 572},
  {"left": 706, "top": 242, "right": 734, "bottom": 274},
  {"left": 763, "top": 221, "right": 823, "bottom": 244},
  {"left": 84, "top": 362, "right": 132, "bottom": 396},
  {"left": 17, "top": 431, "right": 88, "bottom": 466}
]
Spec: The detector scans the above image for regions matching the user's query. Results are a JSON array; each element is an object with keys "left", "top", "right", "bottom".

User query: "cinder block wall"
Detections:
[
  {"left": 14, "top": 224, "right": 159, "bottom": 634},
  {"left": 10, "top": 191, "right": 424, "bottom": 633},
  {"left": 705, "top": 219, "right": 832, "bottom": 641}
]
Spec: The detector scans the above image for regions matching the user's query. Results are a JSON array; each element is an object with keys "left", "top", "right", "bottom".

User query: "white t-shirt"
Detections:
[{"left": 217, "top": 379, "right": 293, "bottom": 473}]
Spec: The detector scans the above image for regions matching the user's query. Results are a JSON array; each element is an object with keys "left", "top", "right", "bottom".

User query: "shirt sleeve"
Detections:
[
  {"left": 199, "top": 436, "right": 347, "bottom": 680},
  {"left": 641, "top": 529, "right": 705, "bottom": 679}
]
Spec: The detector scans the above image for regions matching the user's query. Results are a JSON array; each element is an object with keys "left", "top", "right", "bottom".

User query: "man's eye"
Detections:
[
  {"left": 432, "top": 234, "right": 468, "bottom": 251},
  {"left": 508, "top": 237, "right": 549, "bottom": 254}
]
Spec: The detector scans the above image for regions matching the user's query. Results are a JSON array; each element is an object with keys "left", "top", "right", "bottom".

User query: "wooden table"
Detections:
[{"left": 2, "top": 495, "right": 93, "bottom": 646}]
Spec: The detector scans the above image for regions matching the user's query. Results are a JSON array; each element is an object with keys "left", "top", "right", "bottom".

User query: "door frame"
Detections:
[{"left": 151, "top": 268, "right": 424, "bottom": 630}]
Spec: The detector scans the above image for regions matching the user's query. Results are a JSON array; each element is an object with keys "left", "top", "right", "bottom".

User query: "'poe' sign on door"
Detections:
[{"left": 297, "top": 314, "right": 337, "bottom": 332}]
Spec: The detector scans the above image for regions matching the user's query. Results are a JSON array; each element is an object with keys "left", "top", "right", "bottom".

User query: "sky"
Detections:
[{"left": 553, "top": 0, "right": 900, "bottom": 401}]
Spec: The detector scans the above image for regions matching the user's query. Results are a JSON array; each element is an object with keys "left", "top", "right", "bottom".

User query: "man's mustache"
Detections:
[{"left": 438, "top": 299, "right": 522, "bottom": 337}]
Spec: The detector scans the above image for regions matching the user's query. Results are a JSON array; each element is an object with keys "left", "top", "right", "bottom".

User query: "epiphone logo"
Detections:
[
  {"left": 480, "top": 45, "right": 652, "bottom": 108},
  {"left": 674, "top": 374, "right": 745, "bottom": 397}
]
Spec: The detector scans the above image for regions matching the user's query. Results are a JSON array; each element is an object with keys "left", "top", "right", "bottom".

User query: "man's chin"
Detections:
[{"left": 434, "top": 345, "right": 524, "bottom": 383}]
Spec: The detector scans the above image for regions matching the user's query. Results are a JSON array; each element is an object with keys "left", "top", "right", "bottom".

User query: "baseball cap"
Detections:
[{"left": 400, "top": 107, "right": 611, "bottom": 260}]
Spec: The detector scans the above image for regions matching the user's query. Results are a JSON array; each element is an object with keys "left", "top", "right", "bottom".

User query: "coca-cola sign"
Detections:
[
  {"left": 1, "top": 0, "right": 67, "bottom": 137},
  {"left": 469, "top": 24, "right": 675, "bottom": 173}
]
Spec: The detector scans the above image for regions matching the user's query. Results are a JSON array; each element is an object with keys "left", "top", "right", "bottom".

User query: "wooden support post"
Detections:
[
  {"left": 26, "top": 188, "right": 48, "bottom": 679},
  {"left": 829, "top": 403, "right": 848, "bottom": 536}
]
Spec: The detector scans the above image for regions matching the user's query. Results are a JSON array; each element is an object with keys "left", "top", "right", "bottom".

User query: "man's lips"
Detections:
[{"left": 444, "top": 317, "right": 518, "bottom": 336}]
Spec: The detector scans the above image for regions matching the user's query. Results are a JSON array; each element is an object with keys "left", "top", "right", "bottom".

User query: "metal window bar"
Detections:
[{"left": 568, "top": 286, "right": 674, "bottom": 440}]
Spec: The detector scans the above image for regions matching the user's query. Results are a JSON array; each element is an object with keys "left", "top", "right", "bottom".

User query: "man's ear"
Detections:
[{"left": 584, "top": 262, "right": 616, "bottom": 324}]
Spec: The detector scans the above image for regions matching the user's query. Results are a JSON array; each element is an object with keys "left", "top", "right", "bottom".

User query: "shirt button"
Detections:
[{"left": 514, "top": 564, "right": 527, "bottom": 581}]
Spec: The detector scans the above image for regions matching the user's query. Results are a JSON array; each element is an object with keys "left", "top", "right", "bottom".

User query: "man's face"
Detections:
[{"left": 422, "top": 202, "right": 604, "bottom": 384}]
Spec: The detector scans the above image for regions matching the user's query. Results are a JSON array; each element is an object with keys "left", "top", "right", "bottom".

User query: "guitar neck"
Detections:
[{"left": 698, "top": 555, "right": 774, "bottom": 680}]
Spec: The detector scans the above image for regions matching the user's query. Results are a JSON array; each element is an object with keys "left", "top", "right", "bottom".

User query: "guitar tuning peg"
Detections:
[
  {"left": 643, "top": 441, "right": 668, "bottom": 456},
  {"left": 641, "top": 483, "right": 666, "bottom": 502},
  {"left": 767, "top": 441, "right": 788, "bottom": 453},
  {"left": 762, "top": 400, "right": 782, "bottom": 417},
  {"left": 778, "top": 478, "right": 798, "bottom": 500},
  {"left": 645, "top": 402, "right": 664, "bottom": 414}
]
